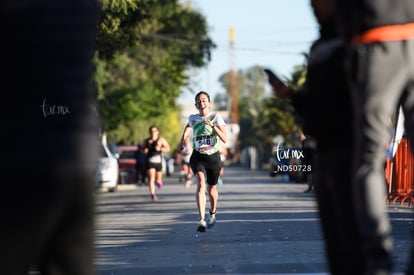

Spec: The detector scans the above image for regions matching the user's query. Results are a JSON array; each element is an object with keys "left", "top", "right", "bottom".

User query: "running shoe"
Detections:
[
  {"left": 197, "top": 219, "right": 207, "bottom": 232},
  {"left": 207, "top": 210, "right": 216, "bottom": 228}
]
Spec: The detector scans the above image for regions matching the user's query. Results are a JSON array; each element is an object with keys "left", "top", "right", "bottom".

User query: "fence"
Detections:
[{"left": 385, "top": 137, "right": 414, "bottom": 206}]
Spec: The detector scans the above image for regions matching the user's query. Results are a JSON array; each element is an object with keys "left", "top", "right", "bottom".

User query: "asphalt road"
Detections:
[{"left": 94, "top": 165, "right": 413, "bottom": 275}]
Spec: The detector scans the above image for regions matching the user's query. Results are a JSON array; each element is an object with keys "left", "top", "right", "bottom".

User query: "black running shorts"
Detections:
[{"left": 190, "top": 150, "right": 221, "bottom": 185}]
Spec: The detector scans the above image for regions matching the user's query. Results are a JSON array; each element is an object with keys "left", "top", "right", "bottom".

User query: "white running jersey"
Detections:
[{"left": 188, "top": 113, "right": 225, "bottom": 155}]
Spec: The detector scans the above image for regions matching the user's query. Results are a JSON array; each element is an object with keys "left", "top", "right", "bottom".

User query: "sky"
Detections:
[{"left": 179, "top": 0, "right": 319, "bottom": 104}]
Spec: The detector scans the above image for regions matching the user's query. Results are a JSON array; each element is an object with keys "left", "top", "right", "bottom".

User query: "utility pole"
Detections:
[
  {"left": 227, "top": 26, "right": 240, "bottom": 164},
  {"left": 229, "top": 26, "right": 239, "bottom": 124}
]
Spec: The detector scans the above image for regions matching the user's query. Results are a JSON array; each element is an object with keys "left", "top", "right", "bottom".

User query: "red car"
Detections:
[{"left": 118, "top": 145, "right": 138, "bottom": 184}]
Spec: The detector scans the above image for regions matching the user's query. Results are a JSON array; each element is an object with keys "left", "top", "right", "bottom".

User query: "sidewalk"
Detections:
[{"left": 94, "top": 165, "right": 413, "bottom": 275}]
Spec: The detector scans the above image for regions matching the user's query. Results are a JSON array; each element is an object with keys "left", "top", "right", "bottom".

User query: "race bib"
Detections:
[
  {"left": 195, "top": 135, "right": 215, "bottom": 152},
  {"left": 149, "top": 155, "right": 162, "bottom": 164}
]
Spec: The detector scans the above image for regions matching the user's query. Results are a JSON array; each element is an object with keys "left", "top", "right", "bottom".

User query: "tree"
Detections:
[
  {"left": 94, "top": 0, "right": 215, "bottom": 146},
  {"left": 215, "top": 65, "right": 268, "bottom": 109}
]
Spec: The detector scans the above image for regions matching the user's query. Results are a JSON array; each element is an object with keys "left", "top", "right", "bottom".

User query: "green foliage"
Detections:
[
  {"left": 287, "top": 63, "right": 307, "bottom": 91},
  {"left": 94, "top": 0, "right": 215, "bottom": 145},
  {"left": 100, "top": 0, "right": 139, "bottom": 14},
  {"left": 112, "top": 108, "right": 182, "bottom": 151},
  {"left": 255, "top": 97, "right": 298, "bottom": 147},
  {"left": 217, "top": 65, "right": 268, "bottom": 105}
]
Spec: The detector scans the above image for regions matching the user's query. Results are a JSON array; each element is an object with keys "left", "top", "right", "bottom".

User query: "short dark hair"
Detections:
[
  {"left": 195, "top": 91, "right": 210, "bottom": 102},
  {"left": 148, "top": 125, "right": 158, "bottom": 133}
]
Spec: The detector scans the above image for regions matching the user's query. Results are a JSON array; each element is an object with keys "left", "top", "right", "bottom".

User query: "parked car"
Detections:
[
  {"left": 96, "top": 143, "right": 119, "bottom": 192},
  {"left": 118, "top": 145, "right": 138, "bottom": 184},
  {"left": 107, "top": 142, "right": 120, "bottom": 159}
]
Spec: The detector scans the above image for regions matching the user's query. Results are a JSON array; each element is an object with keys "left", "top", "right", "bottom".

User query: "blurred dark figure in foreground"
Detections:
[
  {"left": 0, "top": 1, "right": 99, "bottom": 274},
  {"left": 301, "top": 134, "right": 317, "bottom": 193},
  {"left": 335, "top": 0, "right": 414, "bottom": 274},
  {"left": 265, "top": 0, "right": 362, "bottom": 273}
]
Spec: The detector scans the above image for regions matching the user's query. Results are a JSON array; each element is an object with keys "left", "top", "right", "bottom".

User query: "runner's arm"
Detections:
[{"left": 180, "top": 123, "right": 192, "bottom": 148}]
